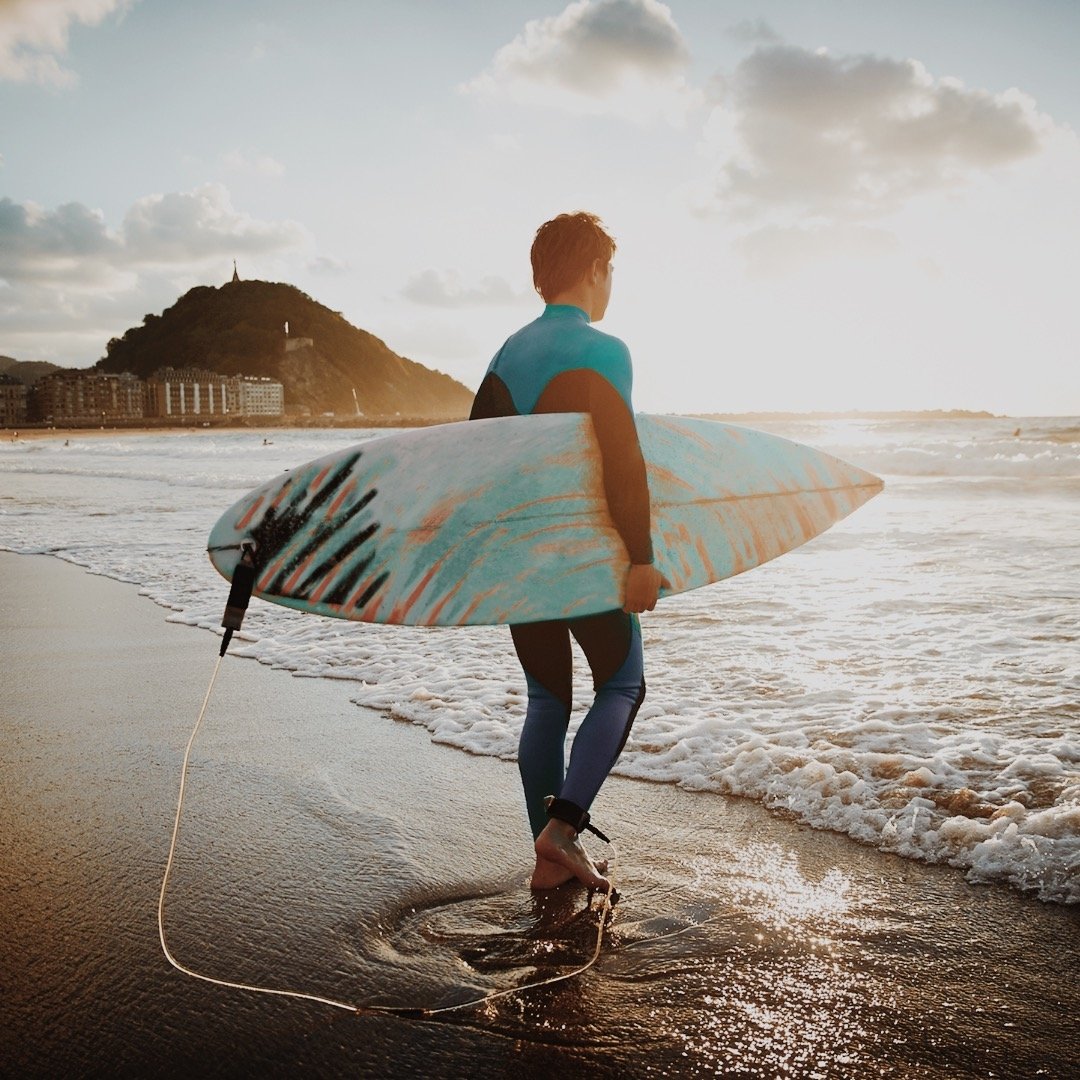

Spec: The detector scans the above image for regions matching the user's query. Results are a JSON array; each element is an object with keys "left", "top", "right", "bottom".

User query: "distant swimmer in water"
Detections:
[
  {"left": 1013, "top": 428, "right": 1021, "bottom": 437},
  {"left": 262, "top": 438, "right": 273, "bottom": 446},
  {"left": 470, "top": 212, "right": 667, "bottom": 892}
]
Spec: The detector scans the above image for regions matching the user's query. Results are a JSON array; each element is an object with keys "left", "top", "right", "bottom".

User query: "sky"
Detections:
[{"left": 2, "top": 0, "right": 1079, "bottom": 416}]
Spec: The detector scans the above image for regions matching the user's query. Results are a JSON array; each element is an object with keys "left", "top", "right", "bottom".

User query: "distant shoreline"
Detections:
[
  {"left": 7, "top": 409, "right": 1074, "bottom": 440},
  {"left": 694, "top": 408, "right": 1002, "bottom": 421},
  {"left": 2, "top": 415, "right": 466, "bottom": 438}
]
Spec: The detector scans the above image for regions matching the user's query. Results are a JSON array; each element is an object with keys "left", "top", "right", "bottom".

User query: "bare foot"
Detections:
[
  {"left": 530, "top": 854, "right": 575, "bottom": 889},
  {"left": 531, "top": 820, "right": 610, "bottom": 890},
  {"left": 530, "top": 852, "right": 609, "bottom": 889}
]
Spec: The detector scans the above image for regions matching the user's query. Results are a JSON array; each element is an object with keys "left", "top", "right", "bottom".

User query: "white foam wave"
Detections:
[{"left": 2, "top": 417, "right": 1077, "bottom": 902}]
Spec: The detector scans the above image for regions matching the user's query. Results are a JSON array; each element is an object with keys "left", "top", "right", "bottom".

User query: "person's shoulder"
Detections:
[
  {"left": 506, "top": 312, "right": 547, "bottom": 343},
  {"left": 585, "top": 323, "right": 629, "bottom": 353},
  {"left": 581, "top": 324, "right": 632, "bottom": 379},
  {"left": 490, "top": 314, "right": 546, "bottom": 365}
]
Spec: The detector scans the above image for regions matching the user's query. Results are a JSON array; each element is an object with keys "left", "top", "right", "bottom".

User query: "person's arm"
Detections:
[
  {"left": 586, "top": 376, "right": 668, "bottom": 612},
  {"left": 585, "top": 374, "right": 653, "bottom": 566},
  {"left": 535, "top": 367, "right": 664, "bottom": 610}
]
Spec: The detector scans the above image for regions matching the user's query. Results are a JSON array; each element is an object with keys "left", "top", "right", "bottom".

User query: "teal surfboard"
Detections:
[{"left": 207, "top": 414, "right": 882, "bottom": 626}]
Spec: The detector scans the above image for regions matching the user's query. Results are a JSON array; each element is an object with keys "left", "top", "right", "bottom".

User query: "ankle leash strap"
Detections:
[{"left": 545, "top": 796, "right": 612, "bottom": 844}]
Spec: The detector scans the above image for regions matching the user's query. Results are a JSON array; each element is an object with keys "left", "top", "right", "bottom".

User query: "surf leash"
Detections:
[
  {"left": 217, "top": 540, "right": 257, "bottom": 656},
  {"left": 157, "top": 549, "right": 617, "bottom": 1020}
]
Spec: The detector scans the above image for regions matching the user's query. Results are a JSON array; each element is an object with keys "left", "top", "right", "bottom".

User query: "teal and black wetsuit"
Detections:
[{"left": 470, "top": 304, "right": 652, "bottom": 839}]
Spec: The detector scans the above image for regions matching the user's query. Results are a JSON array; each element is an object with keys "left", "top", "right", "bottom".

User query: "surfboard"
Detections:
[{"left": 206, "top": 414, "right": 882, "bottom": 626}]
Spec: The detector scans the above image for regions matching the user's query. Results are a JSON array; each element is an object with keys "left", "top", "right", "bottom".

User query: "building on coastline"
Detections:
[
  {"left": 0, "top": 373, "right": 28, "bottom": 427},
  {"left": 15, "top": 365, "right": 284, "bottom": 425},
  {"left": 144, "top": 367, "right": 284, "bottom": 419},
  {"left": 145, "top": 367, "right": 234, "bottom": 418},
  {"left": 35, "top": 370, "right": 145, "bottom": 425},
  {"left": 236, "top": 376, "right": 285, "bottom": 416}
]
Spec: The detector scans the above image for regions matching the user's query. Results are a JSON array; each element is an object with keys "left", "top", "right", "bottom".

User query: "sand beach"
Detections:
[
  {"left": 2, "top": 551, "right": 1078, "bottom": 1078},
  {"left": 6, "top": 4, "right": 1080, "bottom": 1071}
]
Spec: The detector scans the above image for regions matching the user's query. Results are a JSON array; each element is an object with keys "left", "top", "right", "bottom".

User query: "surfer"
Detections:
[{"left": 470, "top": 212, "right": 664, "bottom": 891}]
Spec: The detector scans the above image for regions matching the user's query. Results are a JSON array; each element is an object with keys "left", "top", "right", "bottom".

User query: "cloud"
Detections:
[
  {"left": 0, "top": 185, "right": 306, "bottom": 288},
  {"left": 736, "top": 223, "right": 899, "bottom": 278},
  {"left": 122, "top": 184, "right": 307, "bottom": 262},
  {"left": 701, "top": 44, "right": 1049, "bottom": 219},
  {"left": 401, "top": 268, "right": 530, "bottom": 308},
  {"left": 0, "top": 185, "right": 309, "bottom": 363},
  {"left": 0, "top": 0, "right": 133, "bottom": 86},
  {"left": 0, "top": 197, "right": 119, "bottom": 285},
  {"left": 462, "top": 0, "right": 698, "bottom": 123}
]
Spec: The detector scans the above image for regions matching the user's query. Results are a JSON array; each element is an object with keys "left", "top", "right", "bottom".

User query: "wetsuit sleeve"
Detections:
[{"left": 469, "top": 371, "right": 517, "bottom": 420}]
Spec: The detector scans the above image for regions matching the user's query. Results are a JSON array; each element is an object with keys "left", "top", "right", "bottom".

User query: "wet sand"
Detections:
[{"left": 1, "top": 552, "right": 1078, "bottom": 1079}]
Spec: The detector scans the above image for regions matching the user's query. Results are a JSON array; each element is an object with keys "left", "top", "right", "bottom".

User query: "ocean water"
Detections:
[{"left": 2, "top": 416, "right": 1077, "bottom": 904}]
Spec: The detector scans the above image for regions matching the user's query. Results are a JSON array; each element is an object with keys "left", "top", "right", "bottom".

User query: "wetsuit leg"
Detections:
[
  {"left": 559, "top": 609, "right": 646, "bottom": 817},
  {"left": 511, "top": 620, "right": 573, "bottom": 839}
]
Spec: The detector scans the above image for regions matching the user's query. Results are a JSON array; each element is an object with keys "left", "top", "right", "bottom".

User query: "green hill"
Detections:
[
  {"left": 95, "top": 279, "right": 473, "bottom": 419},
  {"left": 0, "top": 356, "right": 63, "bottom": 385}
]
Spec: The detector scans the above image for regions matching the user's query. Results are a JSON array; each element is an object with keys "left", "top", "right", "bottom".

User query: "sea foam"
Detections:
[{"left": 2, "top": 417, "right": 1077, "bottom": 902}]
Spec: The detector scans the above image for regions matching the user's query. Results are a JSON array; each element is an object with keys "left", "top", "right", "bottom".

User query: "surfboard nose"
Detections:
[
  {"left": 807, "top": 451, "right": 884, "bottom": 526},
  {"left": 836, "top": 457, "right": 884, "bottom": 505}
]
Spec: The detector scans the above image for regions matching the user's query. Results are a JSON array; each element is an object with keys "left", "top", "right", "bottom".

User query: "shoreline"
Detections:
[
  {"left": 2, "top": 552, "right": 1079, "bottom": 1078},
  {"left": 5, "top": 424, "right": 312, "bottom": 442},
  {"left": 5, "top": 409, "right": 1077, "bottom": 443},
  {"left": 2, "top": 416, "right": 465, "bottom": 441}
]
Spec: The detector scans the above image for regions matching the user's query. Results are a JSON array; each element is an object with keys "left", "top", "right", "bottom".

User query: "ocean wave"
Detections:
[
  {"left": 148, "top": 584, "right": 1079, "bottom": 904},
  {"left": 1, "top": 418, "right": 1077, "bottom": 903}
]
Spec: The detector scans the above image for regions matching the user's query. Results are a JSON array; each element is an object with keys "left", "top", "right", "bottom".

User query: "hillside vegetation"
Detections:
[
  {"left": 0, "top": 356, "right": 62, "bottom": 385},
  {"left": 95, "top": 279, "right": 473, "bottom": 418}
]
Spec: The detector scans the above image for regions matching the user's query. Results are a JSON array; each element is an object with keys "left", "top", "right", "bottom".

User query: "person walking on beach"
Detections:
[{"left": 470, "top": 211, "right": 664, "bottom": 892}]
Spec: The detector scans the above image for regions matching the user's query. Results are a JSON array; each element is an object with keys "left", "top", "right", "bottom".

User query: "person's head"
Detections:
[{"left": 531, "top": 212, "right": 616, "bottom": 317}]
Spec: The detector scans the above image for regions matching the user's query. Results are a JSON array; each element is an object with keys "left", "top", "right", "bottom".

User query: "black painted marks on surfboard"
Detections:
[
  {"left": 245, "top": 451, "right": 387, "bottom": 611},
  {"left": 298, "top": 517, "right": 376, "bottom": 597},
  {"left": 333, "top": 565, "right": 390, "bottom": 612}
]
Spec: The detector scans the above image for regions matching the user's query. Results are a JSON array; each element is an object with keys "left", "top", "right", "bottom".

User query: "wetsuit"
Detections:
[{"left": 470, "top": 304, "right": 652, "bottom": 839}]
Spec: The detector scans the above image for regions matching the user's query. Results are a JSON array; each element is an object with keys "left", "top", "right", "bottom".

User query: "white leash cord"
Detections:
[{"left": 157, "top": 654, "right": 614, "bottom": 1019}]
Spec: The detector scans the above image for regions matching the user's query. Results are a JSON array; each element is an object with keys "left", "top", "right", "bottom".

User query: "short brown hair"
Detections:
[{"left": 530, "top": 212, "right": 616, "bottom": 302}]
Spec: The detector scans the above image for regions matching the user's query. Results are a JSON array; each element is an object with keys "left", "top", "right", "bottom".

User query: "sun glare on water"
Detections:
[{"left": 672, "top": 844, "right": 894, "bottom": 1077}]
